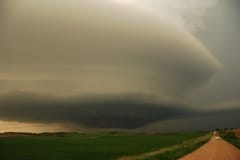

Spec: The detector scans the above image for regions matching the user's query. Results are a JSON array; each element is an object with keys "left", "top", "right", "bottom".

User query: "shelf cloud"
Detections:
[{"left": 0, "top": 93, "right": 239, "bottom": 130}]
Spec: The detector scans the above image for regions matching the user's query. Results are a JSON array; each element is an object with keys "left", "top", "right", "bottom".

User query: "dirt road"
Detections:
[{"left": 180, "top": 136, "right": 240, "bottom": 160}]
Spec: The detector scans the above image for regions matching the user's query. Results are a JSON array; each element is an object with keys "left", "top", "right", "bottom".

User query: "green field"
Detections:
[{"left": 0, "top": 132, "right": 206, "bottom": 160}]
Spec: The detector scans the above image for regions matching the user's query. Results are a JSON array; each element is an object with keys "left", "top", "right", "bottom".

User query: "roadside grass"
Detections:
[
  {"left": 116, "top": 133, "right": 211, "bottom": 160},
  {"left": 142, "top": 136, "right": 209, "bottom": 160},
  {"left": 221, "top": 132, "right": 240, "bottom": 149},
  {"left": 227, "top": 138, "right": 240, "bottom": 149}
]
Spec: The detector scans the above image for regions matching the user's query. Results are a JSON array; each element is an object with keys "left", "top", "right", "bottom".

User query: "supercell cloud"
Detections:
[
  {"left": 0, "top": 93, "right": 239, "bottom": 130},
  {"left": 1, "top": 0, "right": 220, "bottom": 98},
  {"left": 0, "top": 0, "right": 225, "bottom": 131}
]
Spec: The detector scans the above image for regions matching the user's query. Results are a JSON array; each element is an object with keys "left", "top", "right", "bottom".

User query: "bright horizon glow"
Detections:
[{"left": 0, "top": 120, "right": 74, "bottom": 133}]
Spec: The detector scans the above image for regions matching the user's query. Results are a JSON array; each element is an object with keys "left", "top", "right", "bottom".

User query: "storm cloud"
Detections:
[
  {"left": 3, "top": 0, "right": 239, "bottom": 132},
  {"left": 0, "top": 92, "right": 239, "bottom": 130},
  {"left": 1, "top": 0, "right": 220, "bottom": 99},
  {"left": 0, "top": 92, "right": 196, "bottom": 129}
]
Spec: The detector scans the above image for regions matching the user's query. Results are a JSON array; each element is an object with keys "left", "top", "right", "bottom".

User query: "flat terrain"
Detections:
[{"left": 0, "top": 132, "right": 204, "bottom": 160}]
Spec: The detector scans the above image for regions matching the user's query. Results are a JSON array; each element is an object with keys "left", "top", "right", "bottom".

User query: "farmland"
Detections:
[{"left": 0, "top": 132, "right": 207, "bottom": 160}]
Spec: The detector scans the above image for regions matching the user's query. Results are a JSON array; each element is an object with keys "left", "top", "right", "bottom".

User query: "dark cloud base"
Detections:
[
  {"left": 0, "top": 92, "right": 239, "bottom": 129},
  {"left": 0, "top": 93, "right": 197, "bottom": 129}
]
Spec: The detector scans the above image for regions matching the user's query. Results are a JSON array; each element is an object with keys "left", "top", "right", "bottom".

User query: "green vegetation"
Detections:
[
  {"left": 142, "top": 136, "right": 209, "bottom": 160},
  {"left": 0, "top": 132, "right": 205, "bottom": 160},
  {"left": 221, "top": 132, "right": 240, "bottom": 149},
  {"left": 227, "top": 138, "right": 240, "bottom": 149},
  {"left": 116, "top": 133, "right": 210, "bottom": 160}
]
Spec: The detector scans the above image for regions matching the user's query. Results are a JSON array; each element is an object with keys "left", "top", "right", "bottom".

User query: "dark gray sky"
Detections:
[{"left": 0, "top": 0, "right": 239, "bottom": 132}]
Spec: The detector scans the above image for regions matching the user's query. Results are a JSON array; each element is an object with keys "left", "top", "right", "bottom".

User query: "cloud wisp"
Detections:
[{"left": 143, "top": 0, "right": 219, "bottom": 33}]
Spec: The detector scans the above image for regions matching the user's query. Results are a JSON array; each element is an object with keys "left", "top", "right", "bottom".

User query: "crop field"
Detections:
[{"left": 0, "top": 132, "right": 207, "bottom": 160}]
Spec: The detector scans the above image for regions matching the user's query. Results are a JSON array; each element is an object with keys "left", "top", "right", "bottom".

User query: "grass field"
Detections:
[{"left": 0, "top": 132, "right": 206, "bottom": 160}]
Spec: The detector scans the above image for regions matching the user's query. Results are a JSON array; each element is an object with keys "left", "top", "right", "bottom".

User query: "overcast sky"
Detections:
[{"left": 0, "top": 0, "right": 239, "bottom": 132}]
